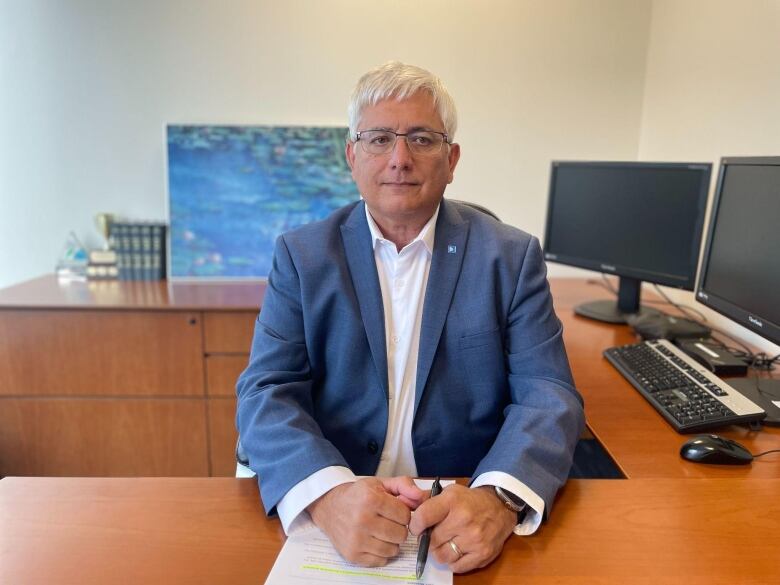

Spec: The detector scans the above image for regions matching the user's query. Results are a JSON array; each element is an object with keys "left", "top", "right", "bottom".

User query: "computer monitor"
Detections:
[
  {"left": 543, "top": 161, "right": 712, "bottom": 323},
  {"left": 695, "top": 156, "right": 780, "bottom": 424}
]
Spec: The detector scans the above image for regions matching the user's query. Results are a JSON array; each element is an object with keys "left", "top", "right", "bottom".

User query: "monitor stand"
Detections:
[
  {"left": 725, "top": 377, "right": 780, "bottom": 427},
  {"left": 574, "top": 275, "right": 662, "bottom": 324}
]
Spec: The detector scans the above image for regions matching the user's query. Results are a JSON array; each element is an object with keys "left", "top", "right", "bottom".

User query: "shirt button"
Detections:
[
  {"left": 392, "top": 336, "right": 400, "bottom": 344},
  {"left": 396, "top": 279, "right": 404, "bottom": 287},
  {"left": 367, "top": 440, "right": 378, "bottom": 454}
]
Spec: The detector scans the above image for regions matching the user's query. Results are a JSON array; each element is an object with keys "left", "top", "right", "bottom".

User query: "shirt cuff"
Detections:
[
  {"left": 471, "top": 471, "right": 545, "bottom": 536},
  {"left": 276, "top": 466, "right": 356, "bottom": 535}
]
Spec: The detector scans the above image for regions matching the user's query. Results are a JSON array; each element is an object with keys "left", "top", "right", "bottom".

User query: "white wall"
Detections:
[
  {"left": 0, "top": 0, "right": 652, "bottom": 288},
  {"left": 638, "top": 0, "right": 780, "bottom": 354},
  {"left": 3, "top": 0, "right": 775, "bottom": 353}
]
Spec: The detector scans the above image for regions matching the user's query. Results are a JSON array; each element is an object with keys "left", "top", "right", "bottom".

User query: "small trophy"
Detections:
[
  {"left": 88, "top": 213, "right": 119, "bottom": 279},
  {"left": 95, "top": 212, "right": 115, "bottom": 250}
]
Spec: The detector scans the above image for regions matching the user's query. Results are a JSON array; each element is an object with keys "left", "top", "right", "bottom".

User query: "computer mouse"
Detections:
[{"left": 680, "top": 434, "right": 753, "bottom": 465}]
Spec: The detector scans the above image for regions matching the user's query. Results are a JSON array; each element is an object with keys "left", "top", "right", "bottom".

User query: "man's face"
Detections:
[{"left": 346, "top": 91, "right": 460, "bottom": 229}]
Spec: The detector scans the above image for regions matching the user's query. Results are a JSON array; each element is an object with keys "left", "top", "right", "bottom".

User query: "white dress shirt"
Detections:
[{"left": 276, "top": 205, "right": 544, "bottom": 536}]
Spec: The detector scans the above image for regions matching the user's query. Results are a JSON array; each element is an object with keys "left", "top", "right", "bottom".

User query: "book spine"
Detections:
[
  {"left": 108, "top": 223, "right": 121, "bottom": 279},
  {"left": 140, "top": 224, "right": 153, "bottom": 280},
  {"left": 151, "top": 224, "right": 166, "bottom": 280},
  {"left": 129, "top": 223, "right": 142, "bottom": 280},
  {"left": 118, "top": 224, "right": 132, "bottom": 280}
]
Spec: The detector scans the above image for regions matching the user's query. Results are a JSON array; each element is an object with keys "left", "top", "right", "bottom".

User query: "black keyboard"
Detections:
[{"left": 604, "top": 339, "right": 765, "bottom": 433}]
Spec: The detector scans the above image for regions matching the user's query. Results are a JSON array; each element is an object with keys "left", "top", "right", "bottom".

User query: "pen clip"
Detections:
[{"left": 430, "top": 476, "right": 442, "bottom": 497}]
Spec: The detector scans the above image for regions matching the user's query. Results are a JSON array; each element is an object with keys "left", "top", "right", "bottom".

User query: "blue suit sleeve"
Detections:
[
  {"left": 236, "top": 235, "right": 350, "bottom": 514},
  {"left": 471, "top": 236, "right": 585, "bottom": 516}
]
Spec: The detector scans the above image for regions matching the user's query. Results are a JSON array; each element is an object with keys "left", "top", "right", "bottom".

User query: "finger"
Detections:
[
  {"left": 408, "top": 493, "right": 451, "bottom": 536},
  {"left": 361, "top": 535, "right": 401, "bottom": 560},
  {"left": 450, "top": 544, "right": 501, "bottom": 574},
  {"left": 429, "top": 523, "right": 460, "bottom": 551},
  {"left": 426, "top": 487, "right": 478, "bottom": 548},
  {"left": 450, "top": 552, "right": 480, "bottom": 574},
  {"left": 350, "top": 552, "right": 390, "bottom": 568},
  {"left": 431, "top": 539, "right": 463, "bottom": 565},
  {"left": 396, "top": 493, "right": 423, "bottom": 509},
  {"left": 373, "top": 491, "right": 414, "bottom": 526},
  {"left": 379, "top": 476, "right": 427, "bottom": 506},
  {"left": 369, "top": 515, "right": 411, "bottom": 545}
]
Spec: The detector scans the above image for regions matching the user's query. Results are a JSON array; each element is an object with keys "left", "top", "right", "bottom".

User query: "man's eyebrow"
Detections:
[{"left": 360, "top": 126, "right": 440, "bottom": 133}]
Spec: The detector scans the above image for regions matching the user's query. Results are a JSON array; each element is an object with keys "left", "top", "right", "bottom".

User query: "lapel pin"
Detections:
[{"left": 447, "top": 244, "right": 457, "bottom": 254}]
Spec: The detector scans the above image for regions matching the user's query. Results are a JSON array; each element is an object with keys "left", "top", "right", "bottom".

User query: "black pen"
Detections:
[{"left": 415, "top": 476, "right": 442, "bottom": 580}]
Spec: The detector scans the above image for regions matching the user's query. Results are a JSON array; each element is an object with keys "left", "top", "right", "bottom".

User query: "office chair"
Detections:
[
  {"left": 234, "top": 198, "right": 501, "bottom": 478},
  {"left": 235, "top": 439, "right": 254, "bottom": 478},
  {"left": 449, "top": 199, "right": 501, "bottom": 221}
]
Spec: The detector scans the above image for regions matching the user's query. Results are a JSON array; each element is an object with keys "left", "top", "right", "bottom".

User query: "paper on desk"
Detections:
[{"left": 264, "top": 479, "right": 453, "bottom": 585}]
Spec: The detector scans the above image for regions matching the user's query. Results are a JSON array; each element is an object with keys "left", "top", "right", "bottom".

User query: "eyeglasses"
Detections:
[{"left": 355, "top": 129, "right": 450, "bottom": 156}]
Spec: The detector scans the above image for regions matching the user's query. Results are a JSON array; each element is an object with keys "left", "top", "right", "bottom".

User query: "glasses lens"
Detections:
[
  {"left": 406, "top": 131, "right": 445, "bottom": 154},
  {"left": 359, "top": 130, "right": 395, "bottom": 154}
]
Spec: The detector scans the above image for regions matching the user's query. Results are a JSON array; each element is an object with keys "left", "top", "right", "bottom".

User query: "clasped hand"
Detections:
[
  {"left": 307, "top": 476, "right": 426, "bottom": 567},
  {"left": 307, "top": 478, "right": 517, "bottom": 573}
]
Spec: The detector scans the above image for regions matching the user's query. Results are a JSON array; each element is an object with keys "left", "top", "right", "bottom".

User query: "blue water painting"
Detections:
[{"left": 167, "top": 125, "right": 359, "bottom": 278}]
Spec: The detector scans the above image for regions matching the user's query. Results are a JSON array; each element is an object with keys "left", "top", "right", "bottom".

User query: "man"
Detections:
[{"left": 236, "top": 61, "right": 585, "bottom": 573}]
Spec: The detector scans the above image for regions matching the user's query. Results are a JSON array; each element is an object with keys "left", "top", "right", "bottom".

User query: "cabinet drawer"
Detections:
[
  {"left": 208, "top": 397, "right": 239, "bottom": 477},
  {"left": 203, "top": 311, "right": 256, "bottom": 353},
  {"left": 0, "top": 310, "right": 203, "bottom": 396},
  {"left": 206, "top": 355, "right": 249, "bottom": 396},
  {"left": 0, "top": 397, "right": 209, "bottom": 476}
]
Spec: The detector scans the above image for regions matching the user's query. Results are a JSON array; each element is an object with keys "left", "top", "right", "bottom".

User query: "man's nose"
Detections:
[{"left": 388, "top": 136, "right": 414, "bottom": 169}]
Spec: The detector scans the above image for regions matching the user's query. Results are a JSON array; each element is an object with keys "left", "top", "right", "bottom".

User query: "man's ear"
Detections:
[
  {"left": 447, "top": 143, "right": 461, "bottom": 184},
  {"left": 345, "top": 140, "right": 355, "bottom": 171}
]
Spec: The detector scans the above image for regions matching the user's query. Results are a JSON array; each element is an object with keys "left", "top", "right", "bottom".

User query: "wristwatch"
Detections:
[{"left": 493, "top": 486, "right": 528, "bottom": 522}]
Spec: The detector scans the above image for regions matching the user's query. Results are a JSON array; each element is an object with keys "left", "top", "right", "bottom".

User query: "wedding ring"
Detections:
[{"left": 448, "top": 538, "right": 464, "bottom": 560}]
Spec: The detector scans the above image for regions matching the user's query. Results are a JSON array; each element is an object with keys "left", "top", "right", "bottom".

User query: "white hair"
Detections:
[{"left": 347, "top": 61, "right": 458, "bottom": 141}]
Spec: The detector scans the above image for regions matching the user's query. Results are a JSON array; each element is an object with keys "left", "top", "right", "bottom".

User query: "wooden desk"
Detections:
[
  {"left": 548, "top": 279, "right": 780, "bottom": 480},
  {"left": 2, "top": 277, "right": 780, "bottom": 583},
  {"left": 2, "top": 476, "right": 778, "bottom": 584}
]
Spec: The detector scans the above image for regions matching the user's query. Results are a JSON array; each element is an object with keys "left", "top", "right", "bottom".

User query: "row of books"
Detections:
[{"left": 107, "top": 222, "right": 167, "bottom": 280}]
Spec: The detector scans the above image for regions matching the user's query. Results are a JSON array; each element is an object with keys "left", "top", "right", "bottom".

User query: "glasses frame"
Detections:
[{"left": 354, "top": 129, "right": 451, "bottom": 156}]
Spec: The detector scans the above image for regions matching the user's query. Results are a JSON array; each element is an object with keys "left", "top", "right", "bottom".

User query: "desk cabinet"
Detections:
[
  {"left": 0, "top": 276, "right": 263, "bottom": 477},
  {"left": 3, "top": 276, "right": 777, "bottom": 480}
]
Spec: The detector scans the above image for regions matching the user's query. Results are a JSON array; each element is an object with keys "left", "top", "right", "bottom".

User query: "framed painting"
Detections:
[{"left": 166, "top": 125, "right": 359, "bottom": 278}]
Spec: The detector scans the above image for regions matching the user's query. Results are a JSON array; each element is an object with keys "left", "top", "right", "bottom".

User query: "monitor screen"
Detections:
[
  {"left": 543, "top": 161, "right": 711, "bottom": 323},
  {"left": 696, "top": 157, "right": 780, "bottom": 347}
]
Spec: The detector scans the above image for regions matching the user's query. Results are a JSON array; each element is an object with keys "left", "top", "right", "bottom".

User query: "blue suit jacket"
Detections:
[{"left": 236, "top": 199, "right": 585, "bottom": 516}]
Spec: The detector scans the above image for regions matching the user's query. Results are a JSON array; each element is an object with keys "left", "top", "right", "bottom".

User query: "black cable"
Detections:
[
  {"left": 651, "top": 284, "right": 708, "bottom": 322},
  {"left": 588, "top": 275, "right": 776, "bottom": 371},
  {"left": 708, "top": 327, "right": 754, "bottom": 359},
  {"left": 753, "top": 449, "right": 780, "bottom": 458},
  {"left": 718, "top": 343, "right": 778, "bottom": 371},
  {"left": 590, "top": 276, "right": 708, "bottom": 320},
  {"left": 591, "top": 274, "right": 617, "bottom": 295},
  {"left": 753, "top": 353, "right": 780, "bottom": 370}
]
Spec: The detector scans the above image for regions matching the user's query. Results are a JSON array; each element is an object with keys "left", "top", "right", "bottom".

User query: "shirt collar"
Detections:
[{"left": 364, "top": 203, "right": 439, "bottom": 254}]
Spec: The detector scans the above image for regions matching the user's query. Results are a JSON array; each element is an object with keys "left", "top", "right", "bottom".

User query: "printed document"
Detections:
[{"left": 264, "top": 479, "right": 453, "bottom": 585}]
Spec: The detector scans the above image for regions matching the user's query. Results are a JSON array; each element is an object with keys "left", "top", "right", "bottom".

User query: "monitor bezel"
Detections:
[
  {"left": 695, "top": 156, "right": 780, "bottom": 347},
  {"left": 543, "top": 160, "right": 712, "bottom": 290}
]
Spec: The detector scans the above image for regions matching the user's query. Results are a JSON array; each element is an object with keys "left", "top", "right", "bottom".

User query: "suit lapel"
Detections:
[
  {"left": 340, "top": 202, "right": 389, "bottom": 398},
  {"left": 415, "top": 200, "right": 469, "bottom": 413}
]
